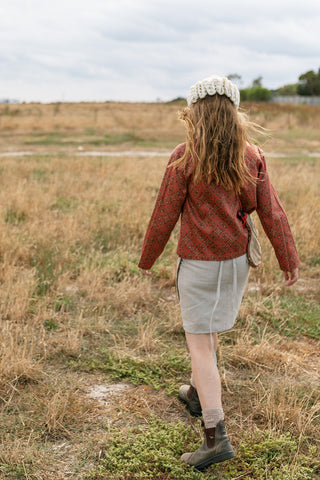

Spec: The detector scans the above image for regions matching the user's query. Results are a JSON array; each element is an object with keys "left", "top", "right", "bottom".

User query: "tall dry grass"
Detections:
[{"left": 1, "top": 101, "right": 320, "bottom": 152}]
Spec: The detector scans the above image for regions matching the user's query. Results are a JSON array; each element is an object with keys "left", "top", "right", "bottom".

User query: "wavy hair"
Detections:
[{"left": 173, "top": 94, "right": 258, "bottom": 193}]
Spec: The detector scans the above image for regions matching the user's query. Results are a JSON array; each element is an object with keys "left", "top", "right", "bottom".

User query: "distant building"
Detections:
[{"left": 271, "top": 96, "right": 320, "bottom": 105}]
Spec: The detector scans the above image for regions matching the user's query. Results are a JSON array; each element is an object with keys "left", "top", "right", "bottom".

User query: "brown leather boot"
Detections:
[
  {"left": 178, "top": 384, "right": 202, "bottom": 417},
  {"left": 181, "top": 420, "right": 235, "bottom": 470}
]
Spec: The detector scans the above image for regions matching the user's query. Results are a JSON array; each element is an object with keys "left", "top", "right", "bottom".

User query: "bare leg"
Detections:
[
  {"left": 185, "top": 332, "right": 222, "bottom": 410},
  {"left": 181, "top": 332, "right": 235, "bottom": 468}
]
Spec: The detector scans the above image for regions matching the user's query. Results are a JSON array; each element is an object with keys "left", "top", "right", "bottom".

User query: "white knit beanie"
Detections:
[{"left": 187, "top": 75, "right": 240, "bottom": 109}]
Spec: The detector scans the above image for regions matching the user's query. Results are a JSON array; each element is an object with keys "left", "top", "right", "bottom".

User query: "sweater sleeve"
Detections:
[
  {"left": 241, "top": 148, "right": 300, "bottom": 272},
  {"left": 138, "top": 148, "right": 188, "bottom": 270}
]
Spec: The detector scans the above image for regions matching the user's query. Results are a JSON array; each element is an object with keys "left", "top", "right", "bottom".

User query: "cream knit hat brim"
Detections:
[{"left": 187, "top": 75, "right": 240, "bottom": 109}]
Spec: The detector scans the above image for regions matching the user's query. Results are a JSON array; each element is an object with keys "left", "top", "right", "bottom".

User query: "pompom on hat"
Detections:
[{"left": 187, "top": 75, "right": 240, "bottom": 109}]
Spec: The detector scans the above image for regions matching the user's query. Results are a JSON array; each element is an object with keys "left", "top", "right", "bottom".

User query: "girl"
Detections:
[{"left": 138, "top": 75, "right": 299, "bottom": 470}]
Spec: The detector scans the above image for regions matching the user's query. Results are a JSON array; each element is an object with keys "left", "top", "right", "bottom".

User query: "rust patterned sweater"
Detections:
[{"left": 138, "top": 143, "right": 300, "bottom": 272}]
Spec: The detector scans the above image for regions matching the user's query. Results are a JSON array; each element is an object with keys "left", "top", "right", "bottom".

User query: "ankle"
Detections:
[{"left": 202, "top": 408, "right": 224, "bottom": 429}]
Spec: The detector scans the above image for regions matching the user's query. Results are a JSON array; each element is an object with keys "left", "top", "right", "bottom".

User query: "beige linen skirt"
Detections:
[{"left": 176, "top": 254, "right": 250, "bottom": 334}]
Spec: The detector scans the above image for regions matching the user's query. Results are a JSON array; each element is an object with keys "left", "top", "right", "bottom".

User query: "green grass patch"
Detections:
[
  {"left": 85, "top": 127, "right": 96, "bottom": 135},
  {"left": 4, "top": 207, "right": 27, "bottom": 224},
  {"left": 18, "top": 131, "right": 183, "bottom": 148},
  {"left": 86, "top": 416, "right": 317, "bottom": 480},
  {"left": 92, "top": 227, "right": 124, "bottom": 255},
  {"left": 85, "top": 415, "right": 205, "bottom": 480},
  {"left": 30, "top": 248, "right": 57, "bottom": 296},
  {"left": 53, "top": 294, "right": 76, "bottom": 312},
  {"left": 85, "top": 248, "right": 140, "bottom": 279},
  {"left": 0, "top": 463, "right": 33, "bottom": 479},
  {"left": 135, "top": 138, "right": 182, "bottom": 148},
  {"left": 24, "top": 133, "right": 64, "bottom": 145},
  {"left": 50, "top": 196, "right": 78, "bottom": 212},
  {"left": 22, "top": 132, "right": 143, "bottom": 146},
  {"left": 69, "top": 348, "right": 190, "bottom": 395},
  {"left": 224, "top": 429, "right": 317, "bottom": 479},
  {"left": 259, "top": 294, "right": 320, "bottom": 339},
  {"left": 88, "top": 133, "right": 142, "bottom": 146},
  {"left": 44, "top": 319, "right": 58, "bottom": 331},
  {"left": 306, "top": 254, "right": 320, "bottom": 267},
  {"left": 277, "top": 128, "right": 320, "bottom": 146},
  {"left": 276, "top": 154, "right": 319, "bottom": 167},
  {"left": 30, "top": 168, "right": 51, "bottom": 182}
]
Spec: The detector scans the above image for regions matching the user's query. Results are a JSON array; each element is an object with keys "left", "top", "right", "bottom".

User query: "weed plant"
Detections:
[{"left": 86, "top": 416, "right": 317, "bottom": 480}]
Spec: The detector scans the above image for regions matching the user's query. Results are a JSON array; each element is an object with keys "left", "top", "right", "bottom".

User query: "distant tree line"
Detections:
[
  {"left": 228, "top": 68, "right": 320, "bottom": 102},
  {"left": 296, "top": 69, "right": 320, "bottom": 95},
  {"left": 171, "top": 68, "right": 320, "bottom": 104},
  {"left": 236, "top": 76, "right": 272, "bottom": 102}
]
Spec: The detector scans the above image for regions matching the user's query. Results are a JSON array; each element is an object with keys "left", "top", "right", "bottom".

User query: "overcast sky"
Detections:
[{"left": 1, "top": 0, "right": 320, "bottom": 102}]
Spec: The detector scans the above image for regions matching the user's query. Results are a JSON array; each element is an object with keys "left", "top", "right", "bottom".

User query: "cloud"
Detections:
[{"left": 0, "top": 0, "right": 319, "bottom": 101}]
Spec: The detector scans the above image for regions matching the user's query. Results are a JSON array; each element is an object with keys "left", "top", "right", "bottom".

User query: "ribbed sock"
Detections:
[{"left": 202, "top": 408, "right": 224, "bottom": 429}]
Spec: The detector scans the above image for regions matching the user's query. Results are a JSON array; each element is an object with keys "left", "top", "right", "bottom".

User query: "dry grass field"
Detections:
[{"left": 0, "top": 101, "right": 319, "bottom": 479}]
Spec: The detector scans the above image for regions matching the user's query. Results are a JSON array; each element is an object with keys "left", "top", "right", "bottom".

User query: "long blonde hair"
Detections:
[{"left": 173, "top": 94, "right": 257, "bottom": 194}]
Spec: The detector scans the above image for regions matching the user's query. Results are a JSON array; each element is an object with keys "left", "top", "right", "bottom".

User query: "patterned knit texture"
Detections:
[
  {"left": 187, "top": 75, "right": 240, "bottom": 108},
  {"left": 138, "top": 143, "right": 300, "bottom": 273},
  {"left": 202, "top": 408, "right": 225, "bottom": 429}
]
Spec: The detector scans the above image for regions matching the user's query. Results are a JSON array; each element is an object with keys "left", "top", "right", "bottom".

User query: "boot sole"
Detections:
[
  {"left": 178, "top": 394, "right": 202, "bottom": 417},
  {"left": 195, "top": 450, "right": 236, "bottom": 470}
]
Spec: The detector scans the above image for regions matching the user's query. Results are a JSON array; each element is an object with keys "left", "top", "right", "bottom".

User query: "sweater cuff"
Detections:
[{"left": 138, "top": 260, "right": 153, "bottom": 270}]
